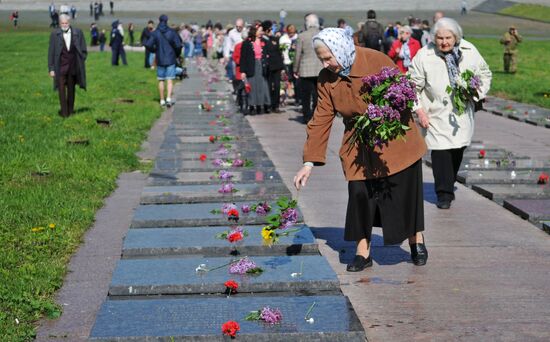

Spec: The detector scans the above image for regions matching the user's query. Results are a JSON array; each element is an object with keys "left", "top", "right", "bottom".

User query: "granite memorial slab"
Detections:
[
  {"left": 164, "top": 128, "right": 256, "bottom": 137},
  {"left": 109, "top": 255, "right": 338, "bottom": 296},
  {"left": 542, "top": 221, "right": 550, "bottom": 234},
  {"left": 461, "top": 158, "right": 550, "bottom": 171},
  {"left": 503, "top": 199, "right": 550, "bottom": 224},
  {"left": 147, "top": 170, "right": 283, "bottom": 186},
  {"left": 163, "top": 135, "right": 258, "bottom": 145},
  {"left": 159, "top": 141, "right": 264, "bottom": 152},
  {"left": 122, "top": 225, "right": 318, "bottom": 257},
  {"left": 131, "top": 202, "right": 303, "bottom": 228},
  {"left": 153, "top": 159, "right": 275, "bottom": 172},
  {"left": 155, "top": 149, "right": 269, "bottom": 161},
  {"left": 89, "top": 295, "right": 365, "bottom": 341},
  {"left": 472, "top": 184, "right": 550, "bottom": 203},
  {"left": 457, "top": 170, "right": 546, "bottom": 185},
  {"left": 140, "top": 183, "right": 292, "bottom": 204}
]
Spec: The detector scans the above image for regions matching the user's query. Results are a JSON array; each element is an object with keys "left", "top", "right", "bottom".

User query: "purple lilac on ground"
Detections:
[
  {"left": 255, "top": 202, "right": 271, "bottom": 216},
  {"left": 229, "top": 257, "right": 258, "bottom": 274},
  {"left": 280, "top": 208, "right": 298, "bottom": 229},
  {"left": 232, "top": 159, "right": 244, "bottom": 167},
  {"left": 260, "top": 307, "right": 283, "bottom": 324},
  {"left": 219, "top": 170, "right": 233, "bottom": 180},
  {"left": 241, "top": 204, "right": 250, "bottom": 213},
  {"left": 218, "top": 183, "right": 234, "bottom": 193},
  {"left": 215, "top": 147, "right": 230, "bottom": 156},
  {"left": 212, "top": 158, "right": 224, "bottom": 166}
]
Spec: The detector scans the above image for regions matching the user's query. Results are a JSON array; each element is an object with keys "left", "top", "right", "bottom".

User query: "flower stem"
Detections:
[
  {"left": 209, "top": 257, "right": 247, "bottom": 272},
  {"left": 304, "top": 301, "right": 316, "bottom": 320}
]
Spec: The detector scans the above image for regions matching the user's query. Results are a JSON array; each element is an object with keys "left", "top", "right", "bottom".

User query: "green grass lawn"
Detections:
[
  {"left": 469, "top": 38, "right": 550, "bottom": 109},
  {"left": 0, "top": 31, "right": 162, "bottom": 340},
  {"left": 499, "top": 3, "right": 550, "bottom": 23}
]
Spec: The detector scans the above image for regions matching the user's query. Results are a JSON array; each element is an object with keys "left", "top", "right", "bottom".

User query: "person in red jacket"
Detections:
[
  {"left": 387, "top": 25, "right": 421, "bottom": 73},
  {"left": 232, "top": 40, "right": 249, "bottom": 113}
]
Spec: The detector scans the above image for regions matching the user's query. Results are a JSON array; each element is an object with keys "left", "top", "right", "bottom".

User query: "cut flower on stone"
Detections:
[
  {"left": 221, "top": 320, "right": 239, "bottom": 338},
  {"left": 227, "top": 209, "right": 239, "bottom": 222},
  {"left": 260, "top": 197, "right": 302, "bottom": 245},
  {"left": 224, "top": 279, "right": 239, "bottom": 295},
  {"left": 199, "top": 154, "right": 207, "bottom": 162},
  {"left": 245, "top": 306, "right": 283, "bottom": 324},
  {"left": 216, "top": 226, "right": 248, "bottom": 243},
  {"left": 229, "top": 257, "right": 264, "bottom": 275},
  {"left": 538, "top": 172, "right": 549, "bottom": 184},
  {"left": 478, "top": 149, "right": 486, "bottom": 159},
  {"left": 218, "top": 183, "right": 238, "bottom": 194}
]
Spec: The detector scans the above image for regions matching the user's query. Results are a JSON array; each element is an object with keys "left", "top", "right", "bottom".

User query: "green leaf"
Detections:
[{"left": 245, "top": 310, "right": 262, "bottom": 321}]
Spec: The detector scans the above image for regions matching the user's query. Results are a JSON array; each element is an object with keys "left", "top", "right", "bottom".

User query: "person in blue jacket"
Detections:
[
  {"left": 144, "top": 14, "right": 182, "bottom": 107},
  {"left": 109, "top": 19, "right": 127, "bottom": 65}
]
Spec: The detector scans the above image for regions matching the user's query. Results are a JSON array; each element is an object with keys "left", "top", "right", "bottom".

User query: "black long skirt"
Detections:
[{"left": 344, "top": 159, "right": 424, "bottom": 245}]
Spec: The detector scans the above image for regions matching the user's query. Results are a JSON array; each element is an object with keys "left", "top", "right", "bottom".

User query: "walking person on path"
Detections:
[
  {"left": 144, "top": 14, "right": 183, "bottom": 108},
  {"left": 141, "top": 20, "right": 155, "bottom": 68},
  {"left": 239, "top": 24, "right": 271, "bottom": 114},
  {"left": 109, "top": 20, "right": 127, "bottom": 66},
  {"left": 48, "top": 14, "right": 87, "bottom": 118},
  {"left": 294, "top": 13, "right": 323, "bottom": 123},
  {"left": 294, "top": 27, "right": 428, "bottom": 271},
  {"left": 262, "top": 20, "right": 285, "bottom": 113},
  {"left": 500, "top": 25, "right": 522, "bottom": 74},
  {"left": 408, "top": 17, "right": 492, "bottom": 209}
]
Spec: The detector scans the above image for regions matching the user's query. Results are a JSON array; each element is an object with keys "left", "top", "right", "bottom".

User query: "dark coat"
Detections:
[
  {"left": 239, "top": 38, "right": 267, "bottom": 78},
  {"left": 48, "top": 27, "right": 87, "bottom": 90},
  {"left": 263, "top": 35, "right": 284, "bottom": 72},
  {"left": 144, "top": 22, "right": 182, "bottom": 66},
  {"left": 109, "top": 23, "right": 124, "bottom": 48}
]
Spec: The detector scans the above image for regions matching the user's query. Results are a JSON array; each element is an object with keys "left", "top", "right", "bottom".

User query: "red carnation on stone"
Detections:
[
  {"left": 224, "top": 280, "right": 239, "bottom": 295},
  {"left": 199, "top": 154, "right": 207, "bottom": 162},
  {"left": 221, "top": 320, "right": 240, "bottom": 338},
  {"left": 227, "top": 209, "right": 239, "bottom": 222},
  {"left": 538, "top": 172, "right": 549, "bottom": 184},
  {"left": 209, "top": 135, "right": 217, "bottom": 143},
  {"left": 227, "top": 231, "right": 243, "bottom": 243},
  {"left": 478, "top": 149, "right": 486, "bottom": 159}
]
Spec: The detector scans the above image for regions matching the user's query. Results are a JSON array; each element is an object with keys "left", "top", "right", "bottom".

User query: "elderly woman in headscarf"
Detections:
[
  {"left": 293, "top": 28, "right": 428, "bottom": 271},
  {"left": 408, "top": 18, "right": 491, "bottom": 210}
]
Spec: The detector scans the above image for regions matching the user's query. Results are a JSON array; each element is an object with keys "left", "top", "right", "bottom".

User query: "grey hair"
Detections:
[
  {"left": 312, "top": 38, "right": 327, "bottom": 50},
  {"left": 399, "top": 25, "right": 413, "bottom": 34},
  {"left": 305, "top": 14, "right": 319, "bottom": 29},
  {"left": 59, "top": 14, "right": 71, "bottom": 22},
  {"left": 432, "top": 17, "right": 463, "bottom": 44}
]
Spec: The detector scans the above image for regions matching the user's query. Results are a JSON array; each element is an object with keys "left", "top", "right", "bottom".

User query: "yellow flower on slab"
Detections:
[{"left": 48, "top": 223, "right": 56, "bottom": 229}]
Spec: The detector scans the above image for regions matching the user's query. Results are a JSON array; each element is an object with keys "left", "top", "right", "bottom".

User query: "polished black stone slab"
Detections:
[
  {"left": 457, "top": 170, "right": 546, "bottom": 185},
  {"left": 109, "top": 255, "right": 338, "bottom": 296},
  {"left": 159, "top": 141, "right": 264, "bottom": 152},
  {"left": 472, "top": 183, "right": 550, "bottom": 204},
  {"left": 503, "top": 199, "right": 550, "bottom": 223},
  {"left": 131, "top": 202, "right": 303, "bottom": 228},
  {"left": 90, "top": 295, "right": 365, "bottom": 341},
  {"left": 462, "top": 158, "right": 550, "bottom": 171},
  {"left": 140, "top": 183, "right": 291, "bottom": 204},
  {"left": 122, "top": 225, "right": 318, "bottom": 258},
  {"left": 155, "top": 149, "right": 269, "bottom": 161},
  {"left": 153, "top": 159, "right": 275, "bottom": 172},
  {"left": 147, "top": 170, "right": 283, "bottom": 186}
]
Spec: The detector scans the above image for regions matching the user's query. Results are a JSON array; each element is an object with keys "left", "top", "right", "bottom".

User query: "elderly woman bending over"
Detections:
[
  {"left": 294, "top": 28, "right": 428, "bottom": 271},
  {"left": 409, "top": 18, "right": 492, "bottom": 209}
]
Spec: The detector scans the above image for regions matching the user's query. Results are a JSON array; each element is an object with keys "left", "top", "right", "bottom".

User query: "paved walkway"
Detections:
[{"left": 247, "top": 107, "right": 550, "bottom": 341}]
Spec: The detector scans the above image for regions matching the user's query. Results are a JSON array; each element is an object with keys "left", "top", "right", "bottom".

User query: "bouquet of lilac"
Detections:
[
  {"left": 446, "top": 69, "right": 482, "bottom": 116},
  {"left": 349, "top": 67, "right": 416, "bottom": 148}
]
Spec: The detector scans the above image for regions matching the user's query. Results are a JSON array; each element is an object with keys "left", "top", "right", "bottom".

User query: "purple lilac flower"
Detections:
[
  {"left": 469, "top": 76, "right": 481, "bottom": 90},
  {"left": 229, "top": 257, "right": 258, "bottom": 274},
  {"left": 255, "top": 202, "right": 271, "bottom": 216},
  {"left": 215, "top": 147, "right": 230, "bottom": 156},
  {"left": 222, "top": 203, "right": 238, "bottom": 215},
  {"left": 232, "top": 159, "right": 244, "bottom": 167},
  {"left": 212, "top": 158, "right": 224, "bottom": 166},
  {"left": 280, "top": 208, "right": 298, "bottom": 229},
  {"left": 362, "top": 67, "right": 400, "bottom": 91},
  {"left": 383, "top": 77, "right": 417, "bottom": 112},
  {"left": 223, "top": 127, "right": 232, "bottom": 134},
  {"left": 241, "top": 204, "right": 250, "bottom": 213},
  {"left": 219, "top": 170, "right": 234, "bottom": 180},
  {"left": 218, "top": 183, "right": 234, "bottom": 193},
  {"left": 260, "top": 307, "right": 283, "bottom": 324}
]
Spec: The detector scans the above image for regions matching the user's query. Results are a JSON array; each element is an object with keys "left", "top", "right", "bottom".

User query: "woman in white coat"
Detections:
[{"left": 409, "top": 17, "right": 492, "bottom": 209}]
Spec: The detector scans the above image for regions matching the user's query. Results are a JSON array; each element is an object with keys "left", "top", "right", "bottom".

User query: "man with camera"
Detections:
[{"left": 500, "top": 25, "right": 522, "bottom": 74}]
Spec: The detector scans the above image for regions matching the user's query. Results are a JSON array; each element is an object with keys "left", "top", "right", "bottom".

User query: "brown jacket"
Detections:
[{"left": 303, "top": 47, "right": 426, "bottom": 181}]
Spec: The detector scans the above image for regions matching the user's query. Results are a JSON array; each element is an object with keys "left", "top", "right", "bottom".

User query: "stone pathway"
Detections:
[
  {"left": 246, "top": 102, "right": 550, "bottom": 341},
  {"left": 87, "top": 60, "right": 365, "bottom": 340}
]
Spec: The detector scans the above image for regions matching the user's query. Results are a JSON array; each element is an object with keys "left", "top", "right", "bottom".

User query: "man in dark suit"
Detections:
[
  {"left": 261, "top": 20, "right": 285, "bottom": 113},
  {"left": 48, "top": 14, "right": 87, "bottom": 117}
]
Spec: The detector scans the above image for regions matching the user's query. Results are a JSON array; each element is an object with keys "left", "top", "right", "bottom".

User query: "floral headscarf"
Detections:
[{"left": 312, "top": 27, "right": 356, "bottom": 77}]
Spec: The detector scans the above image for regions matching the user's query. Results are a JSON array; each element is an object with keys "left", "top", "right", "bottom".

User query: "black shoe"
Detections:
[
  {"left": 436, "top": 200, "right": 451, "bottom": 209},
  {"left": 346, "top": 255, "right": 373, "bottom": 272},
  {"left": 410, "top": 242, "right": 428, "bottom": 266}
]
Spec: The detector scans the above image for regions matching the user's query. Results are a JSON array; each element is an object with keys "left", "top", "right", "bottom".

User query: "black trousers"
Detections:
[
  {"left": 431, "top": 147, "right": 467, "bottom": 201},
  {"left": 299, "top": 76, "right": 318, "bottom": 122},
  {"left": 144, "top": 50, "right": 151, "bottom": 68},
  {"left": 111, "top": 45, "right": 127, "bottom": 65},
  {"left": 268, "top": 69, "right": 281, "bottom": 110},
  {"left": 57, "top": 73, "right": 76, "bottom": 117}
]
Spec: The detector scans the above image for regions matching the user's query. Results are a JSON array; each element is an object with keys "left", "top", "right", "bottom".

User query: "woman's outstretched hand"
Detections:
[{"left": 293, "top": 165, "right": 313, "bottom": 190}]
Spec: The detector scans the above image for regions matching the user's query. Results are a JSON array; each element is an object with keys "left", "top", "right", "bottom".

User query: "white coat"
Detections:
[{"left": 408, "top": 39, "right": 492, "bottom": 150}]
